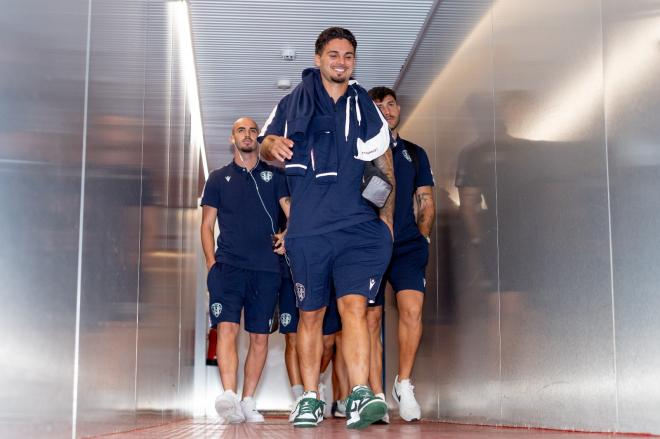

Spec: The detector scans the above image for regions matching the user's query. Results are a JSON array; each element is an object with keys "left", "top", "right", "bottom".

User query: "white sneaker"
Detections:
[
  {"left": 288, "top": 396, "right": 302, "bottom": 422},
  {"left": 215, "top": 391, "right": 245, "bottom": 424},
  {"left": 319, "top": 383, "right": 331, "bottom": 418},
  {"left": 240, "top": 397, "right": 265, "bottom": 423},
  {"left": 392, "top": 375, "right": 421, "bottom": 421}
]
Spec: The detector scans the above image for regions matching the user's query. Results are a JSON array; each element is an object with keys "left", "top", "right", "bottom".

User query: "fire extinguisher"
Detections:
[{"left": 206, "top": 326, "right": 218, "bottom": 366}]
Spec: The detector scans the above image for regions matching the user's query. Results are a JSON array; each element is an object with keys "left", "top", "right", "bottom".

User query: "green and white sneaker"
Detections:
[
  {"left": 345, "top": 385, "right": 388, "bottom": 429},
  {"left": 292, "top": 392, "right": 325, "bottom": 428}
]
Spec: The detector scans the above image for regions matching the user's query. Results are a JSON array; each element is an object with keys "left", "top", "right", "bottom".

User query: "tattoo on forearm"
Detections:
[
  {"left": 416, "top": 191, "right": 435, "bottom": 236},
  {"left": 373, "top": 150, "right": 396, "bottom": 223}
]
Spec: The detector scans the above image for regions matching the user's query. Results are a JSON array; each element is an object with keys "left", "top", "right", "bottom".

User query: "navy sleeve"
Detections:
[
  {"left": 275, "top": 168, "right": 289, "bottom": 200},
  {"left": 200, "top": 171, "right": 222, "bottom": 208},
  {"left": 258, "top": 95, "right": 289, "bottom": 142},
  {"left": 415, "top": 146, "right": 435, "bottom": 189}
]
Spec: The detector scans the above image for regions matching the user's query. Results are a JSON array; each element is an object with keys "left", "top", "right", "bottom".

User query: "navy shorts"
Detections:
[
  {"left": 279, "top": 276, "right": 342, "bottom": 335},
  {"left": 370, "top": 235, "right": 429, "bottom": 307},
  {"left": 286, "top": 219, "right": 393, "bottom": 311},
  {"left": 207, "top": 263, "right": 280, "bottom": 334}
]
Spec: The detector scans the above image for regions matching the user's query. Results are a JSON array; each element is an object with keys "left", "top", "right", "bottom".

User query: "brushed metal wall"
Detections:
[
  {"left": 0, "top": 1, "right": 200, "bottom": 437},
  {"left": 393, "top": 0, "right": 660, "bottom": 433}
]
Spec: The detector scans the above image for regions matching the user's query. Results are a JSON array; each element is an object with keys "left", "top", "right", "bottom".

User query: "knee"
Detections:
[
  {"left": 338, "top": 297, "right": 367, "bottom": 321},
  {"left": 322, "top": 335, "right": 335, "bottom": 354},
  {"left": 285, "top": 333, "right": 297, "bottom": 352},
  {"left": 218, "top": 323, "right": 239, "bottom": 340},
  {"left": 366, "top": 309, "right": 382, "bottom": 334},
  {"left": 250, "top": 333, "right": 269, "bottom": 349},
  {"left": 299, "top": 309, "right": 325, "bottom": 330},
  {"left": 400, "top": 305, "right": 423, "bottom": 325}
]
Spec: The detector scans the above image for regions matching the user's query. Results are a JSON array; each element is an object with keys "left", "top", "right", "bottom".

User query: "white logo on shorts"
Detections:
[
  {"left": 423, "top": 278, "right": 426, "bottom": 287},
  {"left": 280, "top": 313, "right": 292, "bottom": 327},
  {"left": 260, "top": 171, "right": 273, "bottom": 182},
  {"left": 211, "top": 302, "right": 222, "bottom": 318},
  {"left": 402, "top": 149, "right": 412, "bottom": 162},
  {"left": 295, "top": 283, "right": 306, "bottom": 302},
  {"left": 369, "top": 278, "right": 376, "bottom": 290},
  {"left": 268, "top": 318, "right": 273, "bottom": 330},
  {"left": 225, "top": 175, "right": 231, "bottom": 182}
]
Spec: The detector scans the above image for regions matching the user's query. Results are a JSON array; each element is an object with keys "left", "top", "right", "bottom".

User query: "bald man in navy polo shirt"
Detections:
[{"left": 201, "top": 117, "right": 290, "bottom": 424}]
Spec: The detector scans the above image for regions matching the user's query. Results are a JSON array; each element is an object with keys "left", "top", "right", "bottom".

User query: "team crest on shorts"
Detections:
[
  {"left": 402, "top": 149, "right": 412, "bottom": 162},
  {"left": 211, "top": 302, "right": 222, "bottom": 318},
  {"left": 260, "top": 171, "right": 273, "bottom": 182},
  {"left": 295, "top": 283, "right": 306, "bottom": 302},
  {"left": 280, "top": 313, "right": 292, "bottom": 327}
]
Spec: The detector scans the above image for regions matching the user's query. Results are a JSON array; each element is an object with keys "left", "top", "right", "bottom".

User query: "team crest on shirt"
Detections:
[
  {"left": 295, "top": 283, "right": 306, "bottom": 302},
  {"left": 260, "top": 171, "right": 273, "bottom": 182},
  {"left": 225, "top": 175, "right": 231, "bottom": 182},
  {"left": 402, "top": 149, "right": 412, "bottom": 162},
  {"left": 280, "top": 313, "right": 292, "bottom": 327},
  {"left": 211, "top": 302, "right": 222, "bottom": 318}
]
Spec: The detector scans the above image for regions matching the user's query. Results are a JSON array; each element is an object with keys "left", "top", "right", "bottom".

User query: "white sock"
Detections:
[
  {"left": 303, "top": 390, "right": 318, "bottom": 399},
  {"left": 291, "top": 384, "right": 304, "bottom": 399},
  {"left": 242, "top": 396, "right": 254, "bottom": 402},
  {"left": 375, "top": 392, "right": 385, "bottom": 400},
  {"left": 224, "top": 389, "right": 237, "bottom": 397}
]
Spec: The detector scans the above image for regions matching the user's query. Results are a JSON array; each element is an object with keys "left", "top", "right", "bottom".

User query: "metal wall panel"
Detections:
[
  {"left": 604, "top": 0, "right": 660, "bottom": 433},
  {"left": 492, "top": 1, "right": 615, "bottom": 430},
  {"left": 75, "top": 1, "right": 148, "bottom": 435},
  {"left": 396, "top": 0, "right": 627, "bottom": 432},
  {"left": 394, "top": 0, "right": 501, "bottom": 423},
  {"left": 0, "top": 1, "right": 88, "bottom": 437}
]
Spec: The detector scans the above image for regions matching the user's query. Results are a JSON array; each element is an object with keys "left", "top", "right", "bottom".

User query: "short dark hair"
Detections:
[
  {"left": 315, "top": 27, "right": 357, "bottom": 55},
  {"left": 368, "top": 86, "right": 397, "bottom": 102}
]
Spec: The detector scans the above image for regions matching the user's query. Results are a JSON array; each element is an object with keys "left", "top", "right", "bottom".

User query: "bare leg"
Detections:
[
  {"left": 297, "top": 307, "right": 325, "bottom": 393},
  {"left": 216, "top": 322, "right": 240, "bottom": 392},
  {"left": 334, "top": 332, "right": 350, "bottom": 400},
  {"left": 284, "top": 333, "right": 302, "bottom": 387},
  {"left": 320, "top": 334, "right": 336, "bottom": 374},
  {"left": 367, "top": 306, "right": 384, "bottom": 394},
  {"left": 337, "top": 294, "right": 370, "bottom": 388},
  {"left": 396, "top": 290, "right": 424, "bottom": 380},
  {"left": 242, "top": 332, "right": 269, "bottom": 398}
]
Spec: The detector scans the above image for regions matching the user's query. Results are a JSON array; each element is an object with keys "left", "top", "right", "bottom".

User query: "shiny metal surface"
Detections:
[
  {"left": 0, "top": 1, "right": 88, "bottom": 437},
  {"left": 604, "top": 1, "right": 660, "bottom": 434},
  {"left": 393, "top": 0, "right": 660, "bottom": 433},
  {"left": 492, "top": 1, "right": 615, "bottom": 430},
  {"left": 0, "top": 0, "right": 200, "bottom": 437}
]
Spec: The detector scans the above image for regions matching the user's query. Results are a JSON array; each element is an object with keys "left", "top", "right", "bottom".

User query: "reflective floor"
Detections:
[{"left": 88, "top": 417, "right": 622, "bottom": 438}]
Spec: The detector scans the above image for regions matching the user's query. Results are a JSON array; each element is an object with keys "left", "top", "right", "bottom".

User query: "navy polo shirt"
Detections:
[
  {"left": 259, "top": 89, "right": 377, "bottom": 238},
  {"left": 201, "top": 161, "right": 288, "bottom": 273},
  {"left": 391, "top": 137, "right": 434, "bottom": 243}
]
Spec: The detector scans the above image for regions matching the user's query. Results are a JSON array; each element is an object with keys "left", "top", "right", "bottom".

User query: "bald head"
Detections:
[{"left": 230, "top": 117, "right": 259, "bottom": 154}]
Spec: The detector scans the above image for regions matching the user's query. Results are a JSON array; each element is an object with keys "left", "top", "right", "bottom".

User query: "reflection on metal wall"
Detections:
[
  {"left": 0, "top": 0, "right": 200, "bottom": 437},
  {"left": 395, "top": 0, "right": 660, "bottom": 433}
]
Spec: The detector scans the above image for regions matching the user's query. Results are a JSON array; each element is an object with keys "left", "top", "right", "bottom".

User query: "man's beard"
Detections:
[{"left": 237, "top": 143, "right": 256, "bottom": 153}]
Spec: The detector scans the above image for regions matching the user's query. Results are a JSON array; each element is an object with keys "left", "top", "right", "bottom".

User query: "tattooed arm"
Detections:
[
  {"left": 373, "top": 149, "right": 396, "bottom": 238},
  {"left": 415, "top": 185, "right": 435, "bottom": 240}
]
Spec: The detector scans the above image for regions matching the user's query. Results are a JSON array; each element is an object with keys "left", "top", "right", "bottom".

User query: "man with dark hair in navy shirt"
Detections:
[
  {"left": 201, "top": 117, "right": 290, "bottom": 424},
  {"left": 367, "top": 86, "right": 435, "bottom": 422},
  {"left": 260, "top": 27, "right": 395, "bottom": 429}
]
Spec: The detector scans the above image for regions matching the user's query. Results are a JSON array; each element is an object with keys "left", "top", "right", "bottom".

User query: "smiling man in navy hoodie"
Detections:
[{"left": 260, "top": 27, "right": 395, "bottom": 429}]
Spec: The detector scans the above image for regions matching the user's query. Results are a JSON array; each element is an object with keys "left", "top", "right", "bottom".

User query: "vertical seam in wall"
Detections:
[
  {"left": 134, "top": 0, "right": 149, "bottom": 417},
  {"left": 72, "top": 0, "right": 93, "bottom": 437},
  {"left": 489, "top": 1, "right": 503, "bottom": 424},
  {"left": 600, "top": 0, "right": 619, "bottom": 430}
]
